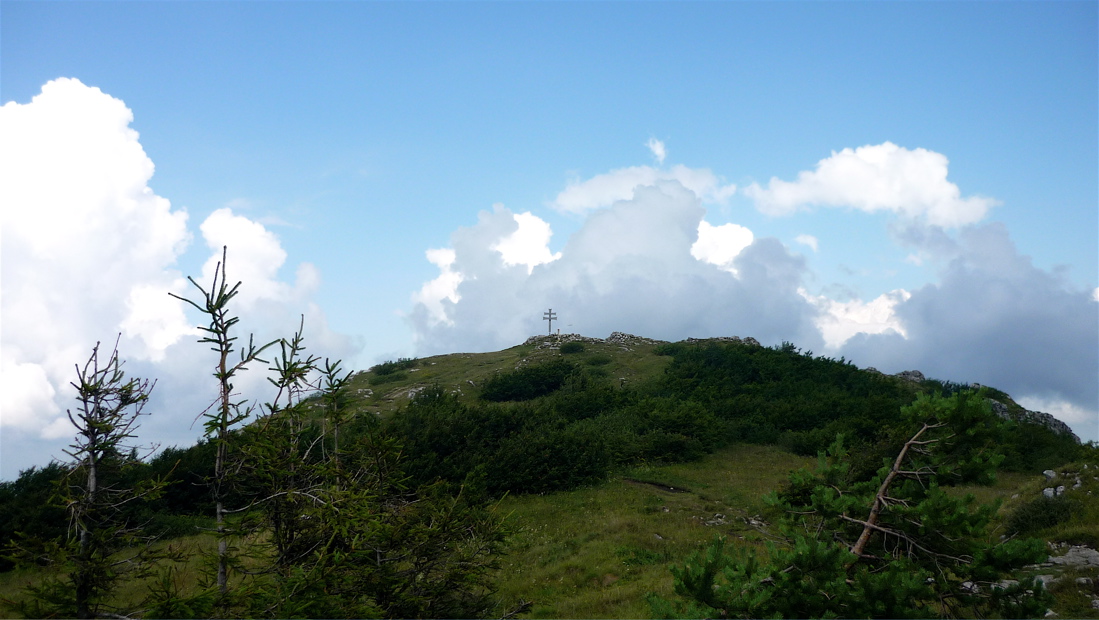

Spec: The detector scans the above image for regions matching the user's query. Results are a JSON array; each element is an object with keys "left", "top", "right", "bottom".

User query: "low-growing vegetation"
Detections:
[{"left": 1, "top": 296, "right": 1094, "bottom": 618}]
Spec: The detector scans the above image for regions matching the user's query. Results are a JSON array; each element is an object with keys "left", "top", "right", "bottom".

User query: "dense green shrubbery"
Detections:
[
  {"left": 366, "top": 357, "right": 418, "bottom": 386},
  {"left": 371, "top": 357, "right": 418, "bottom": 376},
  {"left": 369, "top": 371, "right": 408, "bottom": 385},
  {"left": 387, "top": 386, "right": 615, "bottom": 495},
  {"left": 0, "top": 463, "right": 68, "bottom": 572},
  {"left": 1007, "top": 495, "right": 1079, "bottom": 536},
  {"left": 999, "top": 421, "right": 1087, "bottom": 473},
  {"left": 559, "top": 341, "right": 585, "bottom": 354},
  {"left": 382, "top": 340, "right": 1077, "bottom": 501},
  {"left": 585, "top": 353, "right": 612, "bottom": 366},
  {"left": 480, "top": 358, "right": 578, "bottom": 402},
  {"left": 650, "top": 342, "right": 917, "bottom": 455}
]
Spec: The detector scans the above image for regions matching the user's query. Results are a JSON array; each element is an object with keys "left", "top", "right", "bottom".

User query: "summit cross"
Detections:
[{"left": 543, "top": 309, "right": 557, "bottom": 334}]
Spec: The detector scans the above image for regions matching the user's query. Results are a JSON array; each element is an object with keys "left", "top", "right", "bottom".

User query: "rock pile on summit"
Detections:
[
  {"left": 523, "top": 333, "right": 610, "bottom": 350},
  {"left": 524, "top": 332, "right": 666, "bottom": 351}
]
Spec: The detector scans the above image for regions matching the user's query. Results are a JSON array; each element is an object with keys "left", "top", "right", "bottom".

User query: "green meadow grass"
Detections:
[
  {"left": 346, "top": 339, "right": 674, "bottom": 418},
  {"left": 491, "top": 444, "right": 812, "bottom": 618},
  {"left": 3, "top": 448, "right": 1096, "bottom": 619}
]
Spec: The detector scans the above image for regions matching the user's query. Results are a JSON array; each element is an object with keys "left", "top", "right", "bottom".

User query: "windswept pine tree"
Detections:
[
  {"left": 6, "top": 339, "right": 172, "bottom": 619},
  {"left": 652, "top": 391, "right": 1055, "bottom": 619}
]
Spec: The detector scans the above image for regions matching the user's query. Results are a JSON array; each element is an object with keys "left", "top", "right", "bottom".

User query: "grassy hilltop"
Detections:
[{"left": 1, "top": 333, "right": 1096, "bottom": 618}]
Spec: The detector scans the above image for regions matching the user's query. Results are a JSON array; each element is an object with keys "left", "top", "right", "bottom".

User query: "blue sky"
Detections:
[{"left": 2, "top": 1, "right": 1097, "bottom": 478}]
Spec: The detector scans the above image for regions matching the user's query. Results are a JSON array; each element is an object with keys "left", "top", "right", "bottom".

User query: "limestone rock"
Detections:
[
  {"left": 990, "top": 400, "right": 1080, "bottom": 444},
  {"left": 1048, "top": 546, "right": 1099, "bottom": 568},
  {"left": 894, "top": 369, "right": 925, "bottom": 382}
]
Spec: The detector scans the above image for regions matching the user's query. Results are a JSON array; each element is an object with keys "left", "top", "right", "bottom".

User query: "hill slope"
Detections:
[{"left": 1, "top": 332, "right": 1094, "bottom": 618}]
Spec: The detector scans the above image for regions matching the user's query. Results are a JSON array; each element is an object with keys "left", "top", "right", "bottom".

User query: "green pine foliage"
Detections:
[
  {"left": 0, "top": 463, "right": 68, "bottom": 572},
  {"left": 479, "top": 358, "right": 578, "bottom": 402},
  {"left": 4, "top": 341, "right": 173, "bottom": 619},
  {"left": 652, "top": 391, "right": 1054, "bottom": 619}
]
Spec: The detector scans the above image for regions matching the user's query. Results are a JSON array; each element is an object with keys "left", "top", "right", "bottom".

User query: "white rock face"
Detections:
[{"left": 1048, "top": 546, "right": 1099, "bottom": 568}]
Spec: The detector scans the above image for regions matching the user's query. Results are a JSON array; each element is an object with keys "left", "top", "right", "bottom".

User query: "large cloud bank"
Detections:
[
  {"left": 1, "top": 78, "right": 193, "bottom": 438},
  {"left": 1, "top": 79, "right": 357, "bottom": 478},
  {"left": 840, "top": 223, "right": 1098, "bottom": 436},
  {"left": 409, "top": 181, "right": 822, "bottom": 355},
  {"left": 409, "top": 148, "right": 1097, "bottom": 441}
]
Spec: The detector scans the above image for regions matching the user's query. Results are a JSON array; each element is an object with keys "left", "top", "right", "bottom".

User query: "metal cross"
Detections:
[{"left": 543, "top": 308, "right": 557, "bottom": 334}]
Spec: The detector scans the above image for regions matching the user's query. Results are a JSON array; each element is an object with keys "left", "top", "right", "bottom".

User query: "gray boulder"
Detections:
[{"left": 894, "top": 369, "right": 925, "bottom": 382}]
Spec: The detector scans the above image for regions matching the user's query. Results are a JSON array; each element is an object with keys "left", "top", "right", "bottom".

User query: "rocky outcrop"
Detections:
[
  {"left": 894, "top": 369, "right": 926, "bottom": 383},
  {"left": 989, "top": 400, "right": 1080, "bottom": 444},
  {"left": 880, "top": 369, "right": 1078, "bottom": 444}
]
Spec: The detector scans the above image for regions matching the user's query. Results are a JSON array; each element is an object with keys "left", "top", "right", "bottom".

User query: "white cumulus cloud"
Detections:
[
  {"left": 802, "top": 288, "right": 911, "bottom": 350},
  {"left": 744, "top": 142, "right": 999, "bottom": 228},
  {"left": 552, "top": 165, "right": 736, "bottom": 214},
  {"left": 691, "top": 221, "right": 755, "bottom": 273},
  {"left": 491, "top": 210, "right": 562, "bottom": 274},
  {"left": 0, "top": 79, "right": 359, "bottom": 478},
  {"left": 1, "top": 78, "right": 193, "bottom": 436},
  {"left": 410, "top": 248, "right": 463, "bottom": 327},
  {"left": 198, "top": 207, "right": 320, "bottom": 310}
]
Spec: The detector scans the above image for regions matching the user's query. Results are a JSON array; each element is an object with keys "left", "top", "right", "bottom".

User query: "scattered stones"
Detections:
[
  {"left": 654, "top": 533, "right": 664, "bottom": 540},
  {"left": 704, "top": 513, "right": 728, "bottom": 526},
  {"left": 1044, "top": 470, "right": 1058, "bottom": 480},
  {"left": 1075, "top": 577, "right": 1094, "bottom": 587}
]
